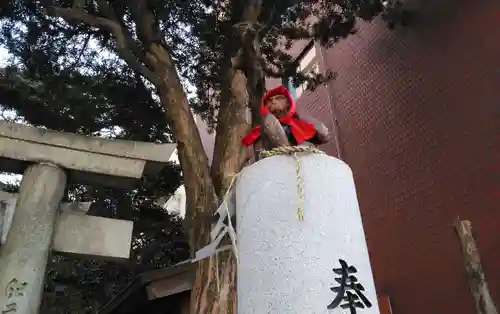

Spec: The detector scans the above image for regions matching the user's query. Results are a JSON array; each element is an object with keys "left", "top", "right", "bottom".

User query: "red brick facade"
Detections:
[{"left": 268, "top": 0, "right": 500, "bottom": 312}]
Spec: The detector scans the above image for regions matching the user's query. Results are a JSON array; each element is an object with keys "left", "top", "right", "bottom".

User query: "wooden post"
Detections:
[
  {"left": 454, "top": 218, "right": 498, "bottom": 314},
  {"left": 0, "top": 163, "right": 66, "bottom": 314}
]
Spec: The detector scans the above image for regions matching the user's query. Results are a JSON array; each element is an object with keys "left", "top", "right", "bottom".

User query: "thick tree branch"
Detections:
[
  {"left": 46, "top": 5, "right": 158, "bottom": 83},
  {"left": 192, "top": 1, "right": 267, "bottom": 313},
  {"left": 127, "top": 0, "right": 168, "bottom": 73},
  {"left": 122, "top": 0, "right": 217, "bottom": 235},
  {"left": 211, "top": 0, "right": 264, "bottom": 196},
  {"left": 96, "top": 0, "right": 152, "bottom": 67},
  {"left": 128, "top": 0, "right": 162, "bottom": 45}
]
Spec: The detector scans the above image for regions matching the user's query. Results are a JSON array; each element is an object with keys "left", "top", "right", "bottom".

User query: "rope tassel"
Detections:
[{"left": 259, "top": 146, "right": 325, "bottom": 221}]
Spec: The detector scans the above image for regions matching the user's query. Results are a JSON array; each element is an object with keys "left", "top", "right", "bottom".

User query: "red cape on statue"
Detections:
[{"left": 241, "top": 85, "right": 317, "bottom": 147}]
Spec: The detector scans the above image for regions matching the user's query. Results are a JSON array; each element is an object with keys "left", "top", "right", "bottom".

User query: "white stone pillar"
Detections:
[
  {"left": 0, "top": 163, "right": 66, "bottom": 314},
  {"left": 236, "top": 154, "right": 380, "bottom": 314}
]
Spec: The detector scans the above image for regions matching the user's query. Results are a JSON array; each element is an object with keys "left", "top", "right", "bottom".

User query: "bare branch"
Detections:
[
  {"left": 46, "top": 5, "right": 158, "bottom": 83},
  {"left": 211, "top": 0, "right": 265, "bottom": 195}
]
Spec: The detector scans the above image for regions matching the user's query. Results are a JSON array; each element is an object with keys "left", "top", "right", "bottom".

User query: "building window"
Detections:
[
  {"left": 296, "top": 45, "right": 319, "bottom": 98},
  {"left": 281, "top": 44, "right": 319, "bottom": 100}
]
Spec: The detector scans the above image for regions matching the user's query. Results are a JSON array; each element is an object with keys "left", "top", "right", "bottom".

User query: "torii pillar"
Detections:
[{"left": 0, "top": 121, "right": 176, "bottom": 314}]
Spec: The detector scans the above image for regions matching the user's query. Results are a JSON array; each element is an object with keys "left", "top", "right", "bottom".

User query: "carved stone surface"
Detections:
[
  {"left": 236, "top": 154, "right": 379, "bottom": 314},
  {"left": 259, "top": 113, "right": 291, "bottom": 150},
  {"left": 0, "top": 191, "right": 131, "bottom": 260},
  {"left": 0, "top": 121, "right": 176, "bottom": 188},
  {"left": 0, "top": 164, "right": 66, "bottom": 314},
  {"left": 52, "top": 213, "right": 133, "bottom": 260}
]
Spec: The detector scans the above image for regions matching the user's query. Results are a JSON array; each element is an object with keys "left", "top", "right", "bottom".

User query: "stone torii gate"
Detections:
[{"left": 0, "top": 121, "right": 176, "bottom": 314}]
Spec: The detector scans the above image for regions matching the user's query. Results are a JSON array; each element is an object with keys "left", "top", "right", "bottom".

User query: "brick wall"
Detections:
[{"left": 282, "top": 0, "right": 500, "bottom": 312}]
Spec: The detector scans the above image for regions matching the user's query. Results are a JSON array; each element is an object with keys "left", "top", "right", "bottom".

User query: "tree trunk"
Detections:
[
  {"left": 119, "top": 23, "right": 251, "bottom": 314},
  {"left": 189, "top": 0, "right": 265, "bottom": 310},
  {"left": 146, "top": 44, "right": 222, "bottom": 314},
  {"left": 152, "top": 50, "right": 241, "bottom": 314},
  {"left": 191, "top": 251, "right": 238, "bottom": 314},
  {"left": 47, "top": 2, "right": 251, "bottom": 314},
  {"left": 211, "top": 68, "right": 250, "bottom": 197},
  {"left": 127, "top": 13, "right": 244, "bottom": 313},
  {"left": 189, "top": 66, "right": 249, "bottom": 314},
  {"left": 97, "top": 2, "right": 261, "bottom": 312},
  {"left": 157, "top": 85, "right": 228, "bottom": 314}
]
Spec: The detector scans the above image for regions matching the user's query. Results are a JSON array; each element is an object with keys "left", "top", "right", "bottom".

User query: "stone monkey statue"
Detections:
[{"left": 241, "top": 85, "right": 331, "bottom": 162}]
